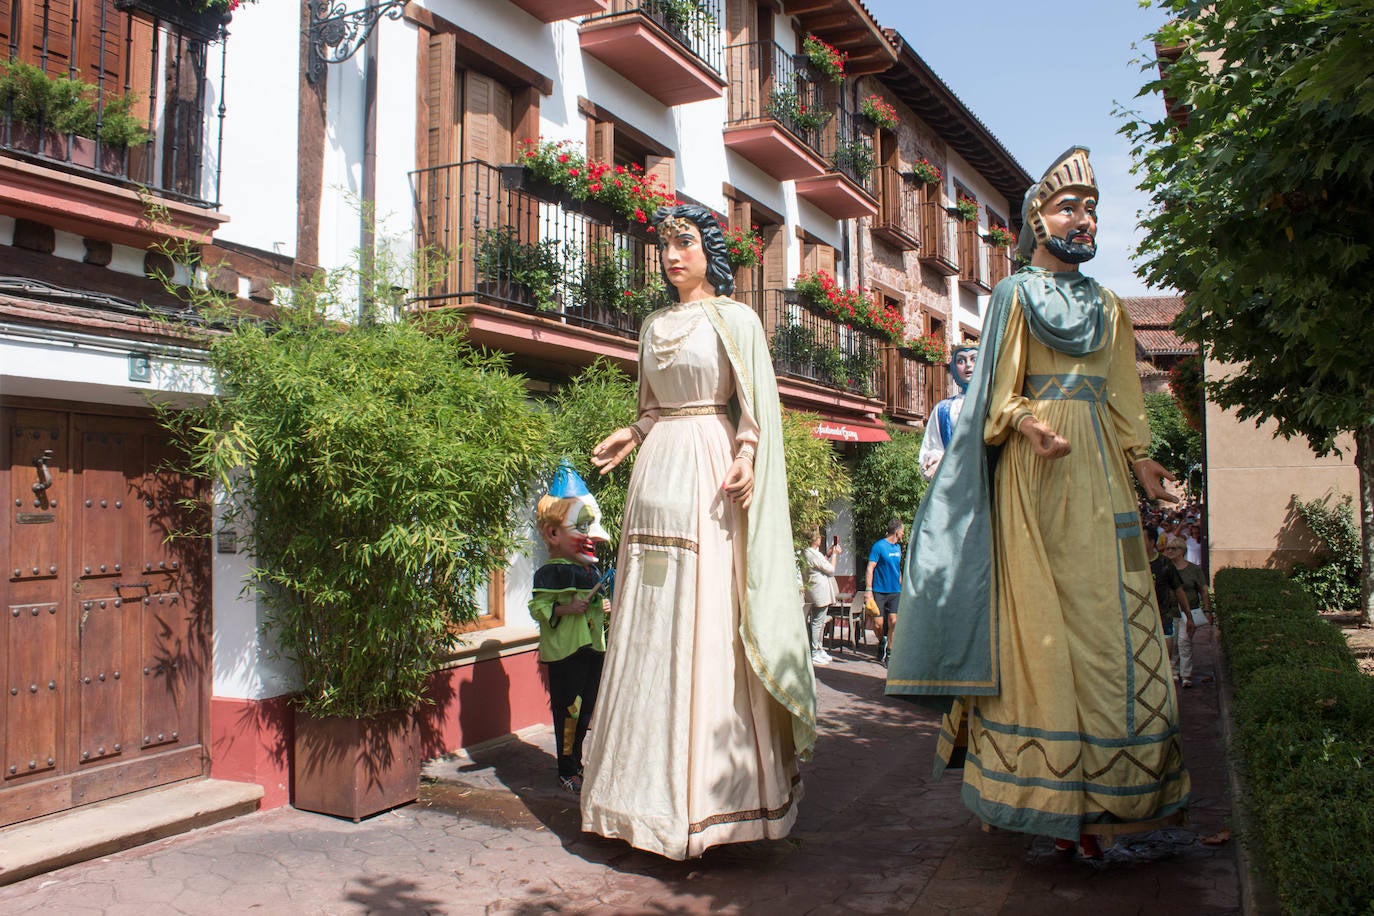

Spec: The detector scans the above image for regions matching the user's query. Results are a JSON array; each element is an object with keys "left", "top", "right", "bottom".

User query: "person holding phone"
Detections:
[{"left": 802, "top": 529, "right": 842, "bottom": 664}]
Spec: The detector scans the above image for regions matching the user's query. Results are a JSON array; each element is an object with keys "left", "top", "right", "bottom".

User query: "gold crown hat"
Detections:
[{"left": 1018, "top": 146, "right": 1097, "bottom": 258}]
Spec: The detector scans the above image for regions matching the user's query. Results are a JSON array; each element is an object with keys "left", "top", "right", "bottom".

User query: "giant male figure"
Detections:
[{"left": 885, "top": 147, "right": 1190, "bottom": 856}]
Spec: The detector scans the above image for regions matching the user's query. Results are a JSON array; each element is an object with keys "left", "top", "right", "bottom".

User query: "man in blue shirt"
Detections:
[{"left": 865, "top": 518, "right": 905, "bottom": 665}]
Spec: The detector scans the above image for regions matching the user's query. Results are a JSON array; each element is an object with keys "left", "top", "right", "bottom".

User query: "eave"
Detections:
[{"left": 781, "top": 0, "right": 897, "bottom": 77}]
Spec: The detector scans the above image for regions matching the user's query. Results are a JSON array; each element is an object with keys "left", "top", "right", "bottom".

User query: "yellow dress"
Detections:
[{"left": 959, "top": 287, "right": 1191, "bottom": 840}]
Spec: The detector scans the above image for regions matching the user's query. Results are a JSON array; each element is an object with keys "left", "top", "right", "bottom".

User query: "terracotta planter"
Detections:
[
  {"left": 292, "top": 708, "right": 420, "bottom": 821},
  {"left": 69, "top": 135, "right": 98, "bottom": 169},
  {"left": 9, "top": 124, "right": 65, "bottom": 160}
]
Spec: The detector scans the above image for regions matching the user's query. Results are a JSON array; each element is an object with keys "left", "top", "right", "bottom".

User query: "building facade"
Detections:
[{"left": 0, "top": 0, "right": 1028, "bottom": 823}]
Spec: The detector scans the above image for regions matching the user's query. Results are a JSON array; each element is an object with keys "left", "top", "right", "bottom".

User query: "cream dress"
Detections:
[{"left": 580, "top": 299, "right": 800, "bottom": 860}]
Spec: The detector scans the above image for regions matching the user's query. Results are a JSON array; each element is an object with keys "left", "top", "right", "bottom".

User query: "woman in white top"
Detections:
[{"left": 802, "top": 529, "right": 842, "bottom": 665}]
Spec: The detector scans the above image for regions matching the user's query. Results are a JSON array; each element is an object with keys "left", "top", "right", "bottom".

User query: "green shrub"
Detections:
[
  {"left": 1289, "top": 494, "right": 1362, "bottom": 611},
  {"left": 1215, "top": 567, "right": 1374, "bottom": 914},
  {"left": 780, "top": 409, "right": 852, "bottom": 553}
]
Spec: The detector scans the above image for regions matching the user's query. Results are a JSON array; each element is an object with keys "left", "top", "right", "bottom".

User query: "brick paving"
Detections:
[{"left": 0, "top": 629, "right": 1240, "bottom": 915}]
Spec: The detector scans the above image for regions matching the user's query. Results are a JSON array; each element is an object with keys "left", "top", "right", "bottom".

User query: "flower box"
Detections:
[{"left": 113, "top": 0, "right": 230, "bottom": 42}]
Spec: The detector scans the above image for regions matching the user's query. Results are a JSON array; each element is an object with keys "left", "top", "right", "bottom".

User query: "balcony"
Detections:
[
  {"left": 886, "top": 348, "right": 939, "bottom": 421},
  {"left": 738, "top": 288, "right": 883, "bottom": 399},
  {"left": 579, "top": 0, "right": 726, "bottom": 106},
  {"left": 918, "top": 196, "right": 959, "bottom": 277},
  {"left": 988, "top": 242, "right": 1013, "bottom": 288},
  {"left": 0, "top": 1, "right": 227, "bottom": 245},
  {"left": 508, "top": 0, "right": 608, "bottom": 22},
  {"left": 795, "top": 109, "right": 878, "bottom": 220},
  {"left": 410, "top": 159, "right": 663, "bottom": 365},
  {"left": 722, "top": 41, "right": 826, "bottom": 181},
  {"left": 870, "top": 166, "right": 919, "bottom": 251},
  {"left": 957, "top": 221, "right": 991, "bottom": 293}
]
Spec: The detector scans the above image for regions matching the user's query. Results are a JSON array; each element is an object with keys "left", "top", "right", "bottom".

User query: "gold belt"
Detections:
[{"left": 660, "top": 405, "right": 728, "bottom": 418}]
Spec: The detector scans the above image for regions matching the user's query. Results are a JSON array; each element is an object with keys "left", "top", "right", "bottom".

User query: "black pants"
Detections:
[{"left": 547, "top": 646, "right": 604, "bottom": 778}]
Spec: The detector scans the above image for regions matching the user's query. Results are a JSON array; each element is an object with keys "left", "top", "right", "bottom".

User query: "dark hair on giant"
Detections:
[{"left": 651, "top": 204, "right": 735, "bottom": 300}]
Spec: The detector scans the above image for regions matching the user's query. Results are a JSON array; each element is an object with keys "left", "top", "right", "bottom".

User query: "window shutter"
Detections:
[
  {"left": 424, "top": 32, "right": 458, "bottom": 170},
  {"left": 644, "top": 154, "right": 674, "bottom": 195},
  {"left": 462, "top": 69, "right": 513, "bottom": 164},
  {"left": 588, "top": 118, "right": 613, "bottom": 164}
]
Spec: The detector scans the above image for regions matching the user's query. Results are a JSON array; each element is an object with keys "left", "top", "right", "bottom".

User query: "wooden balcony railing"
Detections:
[
  {"left": 919, "top": 197, "right": 959, "bottom": 276},
  {"left": 409, "top": 159, "right": 665, "bottom": 339},
  {"left": 958, "top": 221, "right": 991, "bottom": 292},
  {"left": 886, "top": 348, "right": 940, "bottom": 420},
  {"left": 735, "top": 288, "right": 883, "bottom": 398},
  {"left": 725, "top": 39, "right": 826, "bottom": 155},
  {"left": 871, "top": 165, "right": 918, "bottom": 250},
  {"left": 0, "top": 0, "right": 227, "bottom": 207},
  {"left": 988, "top": 243, "right": 1013, "bottom": 288}
]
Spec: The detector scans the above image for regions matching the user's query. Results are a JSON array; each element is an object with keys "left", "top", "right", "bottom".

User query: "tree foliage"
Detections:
[
  {"left": 1125, "top": 0, "right": 1374, "bottom": 620},
  {"left": 780, "top": 410, "right": 853, "bottom": 553},
  {"left": 1124, "top": 1, "right": 1374, "bottom": 455},
  {"left": 165, "top": 309, "right": 550, "bottom": 718},
  {"left": 1144, "top": 390, "right": 1202, "bottom": 478},
  {"left": 543, "top": 358, "right": 639, "bottom": 561},
  {"left": 850, "top": 428, "right": 926, "bottom": 576}
]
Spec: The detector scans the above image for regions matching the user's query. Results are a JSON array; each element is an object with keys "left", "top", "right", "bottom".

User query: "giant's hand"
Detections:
[
  {"left": 1017, "top": 415, "right": 1071, "bottom": 460},
  {"left": 721, "top": 457, "right": 755, "bottom": 510},
  {"left": 1133, "top": 458, "right": 1179, "bottom": 503},
  {"left": 591, "top": 428, "right": 638, "bottom": 475}
]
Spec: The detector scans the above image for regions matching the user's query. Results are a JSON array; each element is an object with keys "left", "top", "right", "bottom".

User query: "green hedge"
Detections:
[{"left": 1215, "top": 567, "right": 1374, "bottom": 915}]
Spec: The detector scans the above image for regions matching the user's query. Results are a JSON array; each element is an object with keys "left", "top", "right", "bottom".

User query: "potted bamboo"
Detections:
[{"left": 163, "top": 250, "right": 550, "bottom": 820}]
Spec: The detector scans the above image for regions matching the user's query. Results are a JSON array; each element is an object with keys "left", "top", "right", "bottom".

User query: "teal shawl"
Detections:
[
  {"left": 703, "top": 298, "right": 817, "bottom": 759},
  {"left": 883, "top": 267, "right": 1107, "bottom": 710}
]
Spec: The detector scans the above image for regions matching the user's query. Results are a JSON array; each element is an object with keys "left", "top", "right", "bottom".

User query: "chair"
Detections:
[{"left": 824, "top": 593, "right": 869, "bottom": 654}]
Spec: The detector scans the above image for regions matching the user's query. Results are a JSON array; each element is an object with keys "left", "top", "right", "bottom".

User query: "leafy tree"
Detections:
[
  {"left": 1124, "top": 1, "right": 1374, "bottom": 620},
  {"left": 780, "top": 410, "right": 853, "bottom": 553},
  {"left": 543, "top": 358, "right": 638, "bottom": 559},
  {"left": 850, "top": 428, "right": 926, "bottom": 577},
  {"left": 1144, "top": 390, "right": 1202, "bottom": 483}
]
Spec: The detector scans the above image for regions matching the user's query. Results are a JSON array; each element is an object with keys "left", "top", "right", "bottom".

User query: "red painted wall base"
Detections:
[{"left": 209, "top": 648, "right": 548, "bottom": 810}]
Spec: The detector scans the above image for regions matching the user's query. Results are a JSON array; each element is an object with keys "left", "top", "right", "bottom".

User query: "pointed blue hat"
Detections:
[{"left": 549, "top": 458, "right": 591, "bottom": 498}]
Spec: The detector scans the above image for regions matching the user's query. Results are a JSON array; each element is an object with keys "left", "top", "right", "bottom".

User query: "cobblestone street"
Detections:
[{"left": 0, "top": 634, "right": 1239, "bottom": 915}]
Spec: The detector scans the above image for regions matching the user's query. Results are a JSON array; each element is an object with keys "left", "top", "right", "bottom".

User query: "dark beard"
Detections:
[{"left": 1044, "top": 234, "right": 1096, "bottom": 264}]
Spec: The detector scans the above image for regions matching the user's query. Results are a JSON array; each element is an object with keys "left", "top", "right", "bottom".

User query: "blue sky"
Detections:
[{"left": 862, "top": 1, "right": 1170, "bottom": 295}]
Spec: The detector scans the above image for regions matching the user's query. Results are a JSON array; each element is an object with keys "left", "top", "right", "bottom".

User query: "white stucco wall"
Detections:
[{"left": 213, "top": 3, "right": 300, "bottom": 255}]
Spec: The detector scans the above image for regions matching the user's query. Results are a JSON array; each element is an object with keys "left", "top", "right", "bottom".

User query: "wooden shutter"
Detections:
[
  {"left": 645, "top": 154, "right": 674, "bottom": 194},
  {"left": 588, "top": 118, "right": 613, "bottom": 164},
  {"left": 461, "top": 70, "right": 513, "bottom": 165},
  {"left": 424, "top": 32, "right": 458, "bottom": 170}
]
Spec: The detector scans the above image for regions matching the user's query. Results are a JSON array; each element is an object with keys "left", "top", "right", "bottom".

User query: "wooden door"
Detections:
[{"left": 1, "top": 409, "right": 209, "bottom": 827}]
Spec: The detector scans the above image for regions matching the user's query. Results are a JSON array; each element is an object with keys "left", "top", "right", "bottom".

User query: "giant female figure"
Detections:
[
  {"left": 886, "top": 148, "right": 1190, "bottom": 856},
  {"left": 580, "top": 205, "right": 815, "bottom": 860}
]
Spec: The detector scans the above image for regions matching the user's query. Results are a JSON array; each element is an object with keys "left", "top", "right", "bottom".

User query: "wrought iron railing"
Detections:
[
  {"left": 725, "top": 39, "right": 825, "bottom": 155},
  {"left": 585, "top": 0, "right": 724, "bottom": 75},
  {"left": 0, "top": 0, "right": 226, "bottom": 207},
  {"left": 734, "top": 288, "right": 882, "bottom": 398},
  {"left": 409, "top": 159, "right": 665, "bottom": 339}
]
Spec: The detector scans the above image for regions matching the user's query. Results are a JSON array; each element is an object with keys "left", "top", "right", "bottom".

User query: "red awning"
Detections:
[{"left": 812, "top": 419, "right": 890, "bottom": 443}]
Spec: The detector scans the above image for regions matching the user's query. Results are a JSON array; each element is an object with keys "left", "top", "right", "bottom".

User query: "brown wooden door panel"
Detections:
[
  {"left": 1, "top": 409, "right": 208, "bottom": 827},
  {"left": 139, "top": 591, "right": 191, "bottom": 750},
  {"left": 76, "top": 595, "right": 124, "bottom": 764},
  {"left": 4, "top": 601, "right": 61, "bottom": 781}
]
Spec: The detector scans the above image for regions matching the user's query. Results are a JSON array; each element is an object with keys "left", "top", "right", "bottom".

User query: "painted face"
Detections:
[
  {"left": 546, "top": 499, "right": 608, "bottom": 566},
  {"left": 953, "top": 349, "right": 976, "bottom": 386},
  {"left": 659, "top": 220, "right": 709, "bottom": 294},
  {"left": 1040, "top": 190, "right": 1098, "bottom": 264}
]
